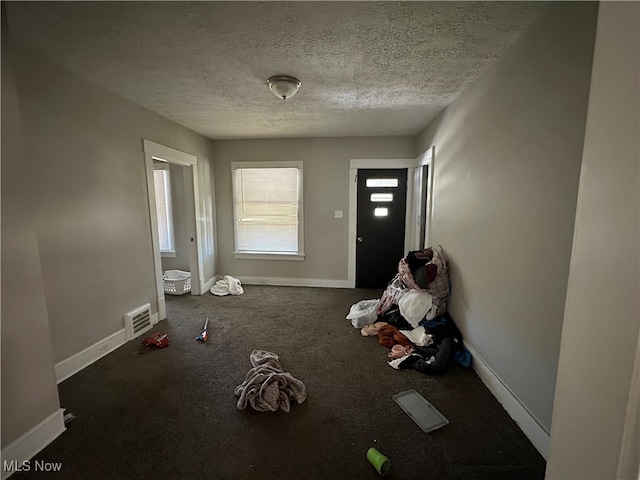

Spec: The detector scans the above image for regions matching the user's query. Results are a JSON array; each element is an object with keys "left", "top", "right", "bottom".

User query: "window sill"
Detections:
[
  {"left": 233, "top": 251, "right": 305, "bottom": 261},
  {"left": 161, "top": 250, "right": 177, "bottom": 258}
]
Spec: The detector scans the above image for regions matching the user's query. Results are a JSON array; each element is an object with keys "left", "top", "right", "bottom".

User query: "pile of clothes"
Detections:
[
  {"left": 377, "top": 246, "right": 450, "bottom": 320},
  {"left": 349, "top": 246, "right": 471, "bottom": 375},
  {"left": 235, "top": 350, "right": 307, "bottom": 412},
  {"left": 210, "top": 275, "right": 244, "bottom": 296}
]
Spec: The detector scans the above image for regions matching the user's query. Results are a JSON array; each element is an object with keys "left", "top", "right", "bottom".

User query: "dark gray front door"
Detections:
[{"left": 356, "top": 168, "right": 407, "bottom": 289}]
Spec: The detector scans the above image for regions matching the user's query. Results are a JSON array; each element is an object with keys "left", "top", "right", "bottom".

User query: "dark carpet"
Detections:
[{"left": 15, "top": 285, "right": 546, "bottom": 479}]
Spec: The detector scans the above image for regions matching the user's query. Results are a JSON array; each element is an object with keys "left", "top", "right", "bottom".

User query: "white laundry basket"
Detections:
[{"left": 163, "top": 270, "right": 191, "bottom": 295}]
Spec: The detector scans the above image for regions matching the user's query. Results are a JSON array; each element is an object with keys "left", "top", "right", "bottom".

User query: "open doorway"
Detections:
[
  {"left": 143, "top": 139, "right": 204, "bottom": 321},
  {"left": 154, "top": 161, "right": 191, "bottom": 275},
  {"left": 414, "top": 147, "right": 435, "bottom": 249}
]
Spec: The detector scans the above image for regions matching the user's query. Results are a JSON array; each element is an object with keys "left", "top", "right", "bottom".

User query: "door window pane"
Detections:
[
  {"left": 374, "top": 207, "right": 389, "bottom": 217},
  {"left": 370, "top": 193, "right": 393, "bottom": 202},
  {"left": 366, "top": 178, "right": 398, "bottom": 188}
]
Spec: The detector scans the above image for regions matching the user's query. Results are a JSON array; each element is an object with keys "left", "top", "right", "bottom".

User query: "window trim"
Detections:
[
  {"left": 232, "top": 251, "right": 305, "bottom": 261},
  {"left": 231, "top": 160, "right": 304, "bottom": 260}
]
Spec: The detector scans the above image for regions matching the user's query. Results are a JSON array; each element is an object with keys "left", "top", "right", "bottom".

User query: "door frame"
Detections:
[
  {"left": 143, "top": 139, "right": 204, "bottom": 321},
  {"left": 348, "top": 150, "right": 435, "bottom": 288},
  {"left": 414, "top": 146, "right": 435, "bottom": 249}
]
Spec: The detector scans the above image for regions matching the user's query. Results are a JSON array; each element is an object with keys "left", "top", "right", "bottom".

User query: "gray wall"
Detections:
[
  {"left": 1, "top": 14, "right": 62, "bottom": 449},
  {"left": 414, "top": 2, "right": 598, "bottom": 432},
  {"left": 213, "top": 137, "right": 414, "bottom": 282},
  {"left": 10, "top": 39, "right": 216, "bottom": 365},
  {"left": 546, "top": 2, "right": 639, "bottom": 478}
]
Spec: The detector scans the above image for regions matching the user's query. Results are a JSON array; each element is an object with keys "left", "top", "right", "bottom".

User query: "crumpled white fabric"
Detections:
[
  {"left": 398, "top": 290, "right": 436, "bottom": 327},
  {"left": 210, "top": 275, "right": 244, "bottom": 296},
  {"left": 399, "top": 326, "right": 433, "bottom": 346}
]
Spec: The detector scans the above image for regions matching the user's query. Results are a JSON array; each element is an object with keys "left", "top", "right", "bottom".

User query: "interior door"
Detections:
[{"left": 356, "top": 168, "right": 407, "bottom": 288}]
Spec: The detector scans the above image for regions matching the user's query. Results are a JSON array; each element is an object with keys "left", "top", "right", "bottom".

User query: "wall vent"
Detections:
[{"left": 124, "top": 303, "right": 152, "bottom": 340}]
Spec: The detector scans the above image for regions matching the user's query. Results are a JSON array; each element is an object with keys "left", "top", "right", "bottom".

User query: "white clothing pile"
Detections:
[{"left": 210, "top": 275, "right": 244, "bottom": 296}]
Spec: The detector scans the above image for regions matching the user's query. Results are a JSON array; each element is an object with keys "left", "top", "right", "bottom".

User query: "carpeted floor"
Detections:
[{"left": 14, "top": 285, "right": 546, "bottom": 479}]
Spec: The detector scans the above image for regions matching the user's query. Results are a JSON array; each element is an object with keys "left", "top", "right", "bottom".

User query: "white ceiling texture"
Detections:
[{"left": 5, "top": 1, "right": 549, "bottom": 139}]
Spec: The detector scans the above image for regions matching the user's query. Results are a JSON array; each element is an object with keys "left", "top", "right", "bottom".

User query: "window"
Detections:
[
  {"left": 231, "top": 161, "right": 304, "bottom": 260},
  {"left": 153, "top": 161, "right": 175, "bottom": 256}
]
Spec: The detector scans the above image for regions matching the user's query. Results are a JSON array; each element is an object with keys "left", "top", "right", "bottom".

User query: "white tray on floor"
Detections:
[{"left": 393, "top": 389, "right": 449, "bottom": 433}]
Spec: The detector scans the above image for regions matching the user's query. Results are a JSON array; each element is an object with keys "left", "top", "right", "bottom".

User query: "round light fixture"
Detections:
[{"left": 266, "top": 75, "right": 301, "bottom": 100}]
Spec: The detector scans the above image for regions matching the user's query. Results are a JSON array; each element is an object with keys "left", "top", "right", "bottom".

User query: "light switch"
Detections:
[{"left": 334, "top": 210, "right": 343, "bottom": 219}]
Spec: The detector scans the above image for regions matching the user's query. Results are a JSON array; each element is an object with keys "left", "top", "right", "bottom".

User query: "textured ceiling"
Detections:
[{"left": 5, "top": 1, "right": 548, "bottom": 139}]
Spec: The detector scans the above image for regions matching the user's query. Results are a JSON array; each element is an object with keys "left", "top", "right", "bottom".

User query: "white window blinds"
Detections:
[
  {"left": 153, "top": 164, "right": 175, "bottom": 253},
  {"left": 233, "top": 165, "right": 302, "bottom": 254}
]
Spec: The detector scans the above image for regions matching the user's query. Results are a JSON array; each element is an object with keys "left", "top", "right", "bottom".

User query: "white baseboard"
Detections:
[
  {"left": 55, "top": 329, "right": 127, "bottom": 383},
  {"left": 203, "top": 276, "right": 217, "bottom": 293},
  {"left": 236, "top": 276, "right": 351, "bottom": 289},
  {"left": 465, "top": 343, "right": 550, "bottom": 459},
  {"left": 1, "top": 409, "right": 65, "bottom": 480},
  {"left": 56, "top": 312, "right": 161, "bottom": 383},
  {"left": 156, "top": 297, "right": 166, "bottom": 322}
]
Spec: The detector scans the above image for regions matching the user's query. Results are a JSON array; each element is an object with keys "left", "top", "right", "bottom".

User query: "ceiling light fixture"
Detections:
[{"left": 266, "top": 75, "right": 301, "bottom": 100}]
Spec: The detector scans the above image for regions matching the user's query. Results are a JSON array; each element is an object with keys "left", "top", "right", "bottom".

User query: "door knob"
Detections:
[{"left": 357, "top": 237, "right": 363, "bottom": 242}]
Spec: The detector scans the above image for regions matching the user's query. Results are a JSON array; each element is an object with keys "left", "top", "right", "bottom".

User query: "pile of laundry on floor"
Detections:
[
  {"left": 347, "top": 246, "right": 471, "bottom": 375},
  {"left": 235, "top": 350, "right": 307, "bottom": 412},
  {"left": 210, "top": 275, "right": 244, "bottom": 296}
]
